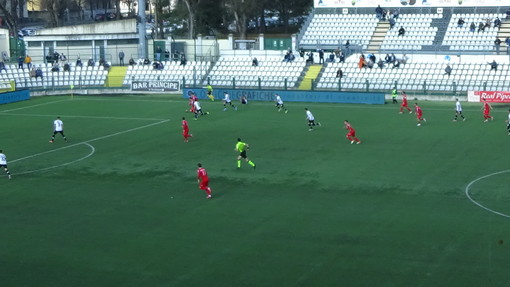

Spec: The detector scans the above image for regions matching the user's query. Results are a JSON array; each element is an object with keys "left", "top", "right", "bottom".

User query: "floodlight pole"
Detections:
[{"left": 138, "top": 0, "right": 147, "bottom": 59}]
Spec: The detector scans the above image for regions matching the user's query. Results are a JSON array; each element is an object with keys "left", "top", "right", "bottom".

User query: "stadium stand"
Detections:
[
  {"left": 299, "top": 13, "right": 378, "bottom": 50},
  {"left": 316, "top": 54, "right": 509, "bottom": 92},
  {"left": 4, "top": 63, "right": 109, "bottom": 89},
  {"left": 206, "top": 56, "right": 305, "bottom": 88},
  {"left": 380, "top": 13, "right": 441, "bottom": 51},
  {"left": 123, "top": 60, "right": 211, "bottom": 87},
  {"left": 443, "top": 13, "right": 506, "bottom": 51}
]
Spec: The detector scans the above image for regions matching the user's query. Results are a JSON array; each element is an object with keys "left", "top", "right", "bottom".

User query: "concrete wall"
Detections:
[{"left": 0, "top": 29, "right": 10, "bottom": 60}]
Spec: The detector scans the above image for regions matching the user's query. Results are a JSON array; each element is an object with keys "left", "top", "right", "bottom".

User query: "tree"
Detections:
[
  {"left": 43, "top": 0, "right": 69, "bottom": 27},
  {"left": 0, "top": 0, "right": 22, "bottom": 37},
  {"left": 180, "top": 0, "right": 200, "bottom": 39},
  {"left": 224, "top": 0, "right": 259, "bottom": 39}
]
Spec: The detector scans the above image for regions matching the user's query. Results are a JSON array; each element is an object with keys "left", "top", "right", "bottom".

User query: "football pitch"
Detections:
[{"left": 1, "top": 94, "right": 509, "bottom": 286}]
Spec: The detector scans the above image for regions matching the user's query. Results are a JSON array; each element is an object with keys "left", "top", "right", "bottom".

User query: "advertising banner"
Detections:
[
  {"left": 468, "top": 91, "right": 510, "bottom": 103},
  {"left": 131, "top": 81, "right": 180, "bottom": 92}
]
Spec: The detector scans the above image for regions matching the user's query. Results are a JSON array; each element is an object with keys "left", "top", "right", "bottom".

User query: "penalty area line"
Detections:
[
  {"left": 10, "top": 119, "right": 169, "bottom": 165},
  {"left": 13, "top": 143, "right": 95, "bottom": 176},
  {"left": 465, "top": 170, "right": 510, "bottom": 219}
]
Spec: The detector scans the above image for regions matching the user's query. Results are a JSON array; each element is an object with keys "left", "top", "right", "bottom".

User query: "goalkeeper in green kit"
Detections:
[{"left": 235, "top": 138, "right": 256, "bottom": 169}]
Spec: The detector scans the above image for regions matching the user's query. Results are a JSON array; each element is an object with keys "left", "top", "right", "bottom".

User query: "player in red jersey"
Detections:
[
  {"left": 414, "top": 103, "right": 426, "bottom": 126},
  {"left": 344, "top": 120, "right": 361, "bottom": 144},
  {"left": 187, "top": 91, "right": 198, "bottom": 113},
  {"left": 197, "top": 163, "right": 212, "bottom": 199},
  {"left": 399, "top": 91, "right": 412, "bottom": 114},
  {"left": 481, "top": 98, "right": 494, "bottom": 122},
  {"left": 182, "top": 117, "right": 192, "bottom": 142}
]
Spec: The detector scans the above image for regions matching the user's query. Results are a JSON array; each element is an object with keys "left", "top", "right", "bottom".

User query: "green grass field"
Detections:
[{"left": 1, "top": 94, "right": 509, "bottom": 287}]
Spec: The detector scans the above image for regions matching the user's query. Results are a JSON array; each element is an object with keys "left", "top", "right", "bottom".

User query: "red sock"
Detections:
[{"left": 354, "top": 137, "right": 360, "bottom": 142}]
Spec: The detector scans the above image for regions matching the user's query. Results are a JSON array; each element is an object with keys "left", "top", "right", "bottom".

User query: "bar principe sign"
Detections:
[{"left": 131, "top": 81, "right": 180, "bottom": 92}]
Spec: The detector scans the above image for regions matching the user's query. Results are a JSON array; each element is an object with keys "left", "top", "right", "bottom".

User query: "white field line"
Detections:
[
  {"left": 13, "top": 143, "right": 95, "bottom": 176},
  {"left": 0, "top": 99, "right": 71, "bottom": 113},
  {"left": 0, "top": 112, "right": 167, "bottom": 121},
  {"left": 10, "top": 119, "right": 169, "bottom": 165},
  {"left": 465, "top": 170, "right": 510, "bottom": 219}
]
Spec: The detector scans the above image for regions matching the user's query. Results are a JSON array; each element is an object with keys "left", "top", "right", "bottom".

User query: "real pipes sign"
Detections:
[{"left": 131, "top": 81, "right": 180, "bottom": 92}]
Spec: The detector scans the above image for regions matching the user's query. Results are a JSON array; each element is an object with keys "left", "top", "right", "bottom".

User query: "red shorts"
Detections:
[
  {"left": 484, "top": 111, "right": 490, "bottom": 116},
  {"left": 183, "top": 129, "right": 189, "bottom": 136},
  {"left": 199, "top": 180, "right": 209, "bottom": 190},
  {"left": 346, "top": 131, "right": 355, "bottom": 137},
  {"left": 416, "top": 113, "right": 422, "bottom": 119},
  {"left": 401, "top": 103, "right": 408, "bottom": 107}
]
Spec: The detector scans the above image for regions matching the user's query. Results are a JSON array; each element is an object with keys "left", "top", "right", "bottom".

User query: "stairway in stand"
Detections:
[
  {"left": 497, "top": 19, "right": 510, "bottom": 53},
  {"left": 298, "top": 65, "right": 323, "bottom": 90},
  {"left": 366, "top": 21, "right": 390, "bottom": 54},
  {"left": 106, "top": 66, "right": 128, "bottom": 87}
]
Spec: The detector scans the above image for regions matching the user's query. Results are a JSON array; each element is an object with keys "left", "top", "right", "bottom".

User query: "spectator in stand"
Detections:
[
  {"left": 59, "top": 53, "right": 67, "bottom": 62},
  {"left": 470, "top": 22, "right": 476, "bottom": 32},
  {"left": 328, "top": 51, "right": 335, "bottom": 63},
  {"left": 478, "top": 21, "right": 485, "bottom": 32},
  {"left": 506, "top": 37, "right": 510, "bottom": 46},
  {"left": 444, "top": 64, "right": 452, "bottom": 76},
  {"left": 63, "top": 62, "right": 71, "bottom": 72},
  {"left": 392, "top": 60, "right": 400, "bottom": 69},
  {"left": 344, "top": 40, "right": 350, "bottom": 49},
  {"left": 29, "top": 67, "right": 36, "bottom": 77},
  {"left": 377, "top": 59, "right": 385, "bottom": 69},
  {"left": 494, "top": 17, "right": 501, "bottom": 28},
  {"left": 484, "top": 18, "right": 491, "bottom": 29},
  {"left": 495, "top": 37, "right": 502, "bottom": 53},
  {"left": 336, "top": 68, "right": 343, "bottom": 78},
  {"left": 24, "top": 54, "right": 32, "bottom": 69},
  {"left": 87, "top": 57, "right": 95, "bottom": 67},
  {"left": 368, "top": 54, "right": 376, "bottom": 63},
  {"left": 152, "top": 61, "right": 164, "bottom": 70},
  {"left": 334, "top": 47, "right": 340, "bottom": 58},
  {"left": 17, "top": 55, "right": 23, "bottom": 69},
  {"left": 119, "top": 51, "right": 125, "bottom": 66},
  {"left": 252, "top": 57, "right": 258, "bottom": 66},
  {"left": 375, "top": 5, "right": 384, "bottom": 20},
  {"left": 389, "top": 17, "right": 396, "bottom": 29},
  {"left": 392, "top": 8, "right": 400, "bottom": 19},
  {"left": 339, "top": 51, "right": 345, "bottom": 63},
  {"left": 288, "top": 52, "right": 295, "bottom": 62},
  {"left": 99, "top": 57, "right": 105, "bottom": 66},
  {"left": 144, "top": 57, "right": 151, "bottom": 65},
  {"left": 457, "top": 18, "right": 465, "bottom": 27},
  {"left": 318, "top": 49, "right": 324, "bottom": 64},
  {"left": 53, "top": 51, "right": 60, "bottom": 63},
  {"left": 507, "top": 8, "right": 510, "bottom": 19},
  {"left": 51, "top": 62, "right": 60, "bottom": 72},
  {"left": 180, "top": 54, "right": 187, "bottom": 66},
  {"left": 384, "top": 53, "right": 391, "bottom": 63},
  {"left": 35, "top": 66, "right": 43, "bottom": 78},
  {"left": 390, "top": 53, "right": 397, "bottom": 64},
  {"left": 306, "top": 51, "right": 314, "bottom": 64},
  {"left": 489, "top": 60, "right": 498, "bottom": 71},
  {"left": 129, "top": 57, "right": 135, "bottom": 65},
  {"left": 299, "top": 48, "right": 305, "bottom": 58},
  {"left": 398, "top": 26, "right": 405, "bottom": 37},
  {"left": 366, "top": 59, "right": 374, "bottom": 69},
  {"left": 76, "top": 57, "right": 83, "bottom": 68},
  {"left": 358, "top": 54, "right": 366, "bottom": 69},
  {"left": 0, "top": 61, "right": 6, "bottom": 72}
]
